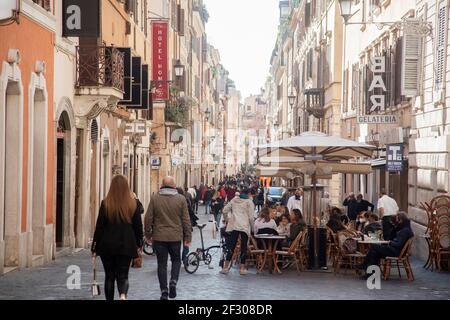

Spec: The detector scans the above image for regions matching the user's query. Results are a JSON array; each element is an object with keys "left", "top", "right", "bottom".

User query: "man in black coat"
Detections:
[
  {"left": 356, "top": 194, "right": 375, "bottom": 213},
  {"left": 357, "top": 212, "right": 414, "bottom": 279},
  {"left": 343, "top": 192, "right": 359, "bottom": 222}
]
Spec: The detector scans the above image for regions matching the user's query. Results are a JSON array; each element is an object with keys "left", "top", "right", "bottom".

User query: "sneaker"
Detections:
[
  {"left": 160, "top": 290, "right": 169, "bottom": 300},
  {"left": 169, "top": 282, "right": 177, "bottom": 299}
]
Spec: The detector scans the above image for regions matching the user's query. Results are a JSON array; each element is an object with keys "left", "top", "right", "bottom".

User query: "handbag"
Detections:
[
  {"left": 91, "top": 256, "right": 101, "bottom": 297},
  {"left": 131, "top": 249, "right": 143, "bottom": 268},
  {"left": 343, "top": 238, "right": 358, "bottom": 254}
]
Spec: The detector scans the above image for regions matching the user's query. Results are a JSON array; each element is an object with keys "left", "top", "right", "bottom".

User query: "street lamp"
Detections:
[
  {"left": 288, "top": 93, "right": 296, "bottom": 107},
  {"left": 174, "top": 60, "right": 184, "bottom": 77},
  {"left": 338, "top": 0, "right": 353, "bottom": 24},
  {"left": 204, "top": 108, "right": 211, "bottom": 121}
]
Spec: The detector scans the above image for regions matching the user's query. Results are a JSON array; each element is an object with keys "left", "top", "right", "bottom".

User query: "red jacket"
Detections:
[{"left": 219, "top": 187, "right": 227, "bottom": 199}]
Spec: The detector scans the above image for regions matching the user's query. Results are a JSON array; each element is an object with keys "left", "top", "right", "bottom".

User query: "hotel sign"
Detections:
[
  {"left": 358, "top": 56, "right": 398, "bottom": 124},
  {"left": 151, "top": 21, "right": 169, "bottom": 101}
]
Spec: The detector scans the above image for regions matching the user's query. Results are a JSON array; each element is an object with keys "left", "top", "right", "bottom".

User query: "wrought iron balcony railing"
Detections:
[
  {"left": 76, "top": 46, "right": 124, "bottom": 92},
  {"left": 305, "top": 88, "right": 325, "bottom": 118}
]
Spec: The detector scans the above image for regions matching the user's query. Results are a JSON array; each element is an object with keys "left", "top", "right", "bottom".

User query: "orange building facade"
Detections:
[{"left": 0, "top": 1, "right": 55, "bottom": 274}]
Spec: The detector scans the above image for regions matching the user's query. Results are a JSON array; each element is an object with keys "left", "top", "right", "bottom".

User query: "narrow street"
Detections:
[{"left": 0, "top": 206, "right": 449, "bottom": 301}]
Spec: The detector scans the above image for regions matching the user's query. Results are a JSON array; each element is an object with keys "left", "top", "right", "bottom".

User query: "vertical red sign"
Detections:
[{"left": 152, "top": 21, "right": 169, "bottom": 101}]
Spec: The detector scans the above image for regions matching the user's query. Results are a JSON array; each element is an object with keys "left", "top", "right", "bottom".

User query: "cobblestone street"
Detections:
[{"left": 0, "top": 206, "right": 449, "bottom": 300}]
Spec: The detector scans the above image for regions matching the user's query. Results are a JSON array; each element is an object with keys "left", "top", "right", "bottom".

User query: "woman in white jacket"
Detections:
[{"left": 220, "top": 187, "right": 255, "bottom": 275}]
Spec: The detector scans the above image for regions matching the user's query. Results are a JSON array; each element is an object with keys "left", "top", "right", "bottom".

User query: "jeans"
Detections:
[
  {"left": 153, "top": 241, "right": 182, "bottom": 291},
  {"left": 226, "top": 231, "right": 248, "bottom": 264},
  {"left": 100, "top": 255, "right": 132, "bottom": 301},
  {"left": 205, "top": 201, "right": 211, "bottom": 215},
  {"left": 363, "top": 244, "right": 399, "bottom": 269},
  {"left": 194, "top": 200, "right": 199, "bottom": 213}
]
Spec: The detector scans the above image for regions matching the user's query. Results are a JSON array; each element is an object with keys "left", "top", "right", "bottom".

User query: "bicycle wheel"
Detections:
[
  {"left": 143, "top": 241, "right": 153, "bottom": 256},
  {"left": 205, "top": 245, "right": 222, "bottom": 265},
  {"left": 184, "top": 252, "right": 200, "bottom": 274}
]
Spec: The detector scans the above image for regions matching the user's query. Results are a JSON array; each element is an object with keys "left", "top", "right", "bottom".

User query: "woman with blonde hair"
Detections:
[{"left": 91, "top": 175, "right": 143, "bottom": 300}]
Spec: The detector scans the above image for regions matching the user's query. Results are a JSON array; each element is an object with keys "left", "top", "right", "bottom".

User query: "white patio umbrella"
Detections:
[{"left": 257, "top": 132, "right": 375, "bottom": 267}]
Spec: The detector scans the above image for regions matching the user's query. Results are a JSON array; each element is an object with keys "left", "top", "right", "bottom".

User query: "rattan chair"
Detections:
[
  {"left": 274, "top": 231, "right": 304, "bottom": 274},
  {"left": 247, "top": 235, "right": 266, "bottom": 273},
  {"left": 333, "top": 231, "right": 365, "bottom": 275},
  {"left": 380, "top": 237, "right": 414, "bottom": 281}
]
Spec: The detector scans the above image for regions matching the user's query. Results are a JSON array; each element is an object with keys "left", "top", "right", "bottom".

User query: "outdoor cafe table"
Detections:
[
  {"left": 353, "top": 238, "right": 390, "bottom": 254},
  {"left": 254, "top": 235, "right": 287, "bottom": 274}
]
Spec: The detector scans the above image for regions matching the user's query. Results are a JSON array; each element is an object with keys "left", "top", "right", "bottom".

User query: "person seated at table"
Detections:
[
  {"left": 276, "top": 215, "right": 291, "bottom": 237},
  {"left": 326, "top": 211, "right": 347, "bottom": 233},
  {"left": 356, "top": 211, "right": 368, "bottom": 233},
  {"left": 254, "top": 207, "right": 278, "bottom": 235},
  {"left": 357, "top": 212, "right": 414, "bottom": 279},
  {"left": 363, "top": 212, "right": 382, "bottom": 235},
  {"left": 288, "top": 209, "right": 306, "bottom": 242}
]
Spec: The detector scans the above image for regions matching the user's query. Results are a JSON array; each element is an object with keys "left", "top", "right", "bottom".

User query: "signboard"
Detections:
[
  {"left": 62, "top": 0, "right": 100, "bottom": 37},
  {"left": 358, "top": 56, "right": 398, "bottom": 124},
  {"left": 151, "top": 21, "right": 169, "bottom": 101},
  {"left": 0, "top": 0, "right": 17, "bottom": 21},
  {"left": 386, "top": 144, "right": 404, "bottom": 172},
  {"left": 117, "top": 48, "right": 132, "bottom": 102},
  {"left": 151, "top": 157, "right": 161, "bottom": 169},
  {"left": 357, "top": 115, "right": 398, "bottom": 124},
  {"left": 124, "top": 121, "right": 146, "bottom": 137}
]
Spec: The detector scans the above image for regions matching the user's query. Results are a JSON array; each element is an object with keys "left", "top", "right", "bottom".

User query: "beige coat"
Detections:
[
  {"left": 144, "top": 188, "right": 192, "bottom": 242},
  {"left": 222, "top": 197, "right": 255, "bottom": 236}
]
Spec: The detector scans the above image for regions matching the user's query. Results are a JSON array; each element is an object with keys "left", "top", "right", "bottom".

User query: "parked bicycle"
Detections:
[{"left": 184, "top": 223, "right": 229, "bottom": 274}]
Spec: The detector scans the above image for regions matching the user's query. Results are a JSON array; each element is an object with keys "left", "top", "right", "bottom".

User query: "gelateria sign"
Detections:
[{"left": 357, "top": 56, "right": 398, "bottom": 124}]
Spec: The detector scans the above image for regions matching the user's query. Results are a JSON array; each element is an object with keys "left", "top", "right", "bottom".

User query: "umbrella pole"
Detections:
[{"left": 312, "top": 169, "right": 319, "bottom": 269}]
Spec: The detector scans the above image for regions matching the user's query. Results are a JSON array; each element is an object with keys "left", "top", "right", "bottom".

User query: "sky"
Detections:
[{"left": 204, "top": 0, "right": 279, "bottom": 98}]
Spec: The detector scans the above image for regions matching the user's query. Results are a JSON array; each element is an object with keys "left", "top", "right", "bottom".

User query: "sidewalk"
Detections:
[{"left": 0, "top": 206, "right": 449, "bottom": 300}]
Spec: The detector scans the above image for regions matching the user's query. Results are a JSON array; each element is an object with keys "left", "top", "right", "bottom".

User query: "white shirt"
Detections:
[
  {"left": 287, "top": 195, "right": 303, "bottom": 212},
  {"left": 188, "top": 188, "right": 197, "bottom": 199},
  {"left": 254, "top": 218, "right": 277, "bottom": 234},
  {"left": 377, "top": 195, "right": 399, "bottom": 217}
]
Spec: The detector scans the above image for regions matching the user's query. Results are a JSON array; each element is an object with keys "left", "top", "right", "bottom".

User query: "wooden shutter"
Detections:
[
  {"left": 171, "top": 1, "right": 178, "bottom": 31},
  {"left": 305, "top": 2, "right": 311, "bottom": 28},
  {"left": 343, "top": 68, "right": 349, "bottom": 113},
  {"left": 436, "top": 1, "right": 447, "bottom": 87},
  {"left": 401, "top": 19, "right": 422, "bottom": 97},
  {"left": 178, "top": 7, "right": 185, "bottom": 36}
]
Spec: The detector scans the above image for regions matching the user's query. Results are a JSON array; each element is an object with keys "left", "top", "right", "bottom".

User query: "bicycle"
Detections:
[{"left": 184, "top": 223, "right": 228, "bottom": 274}]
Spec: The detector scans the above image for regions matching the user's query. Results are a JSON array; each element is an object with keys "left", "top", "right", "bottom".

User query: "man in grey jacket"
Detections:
[{"left": 145, "top": 176, "right": 192, "bottom": 300}]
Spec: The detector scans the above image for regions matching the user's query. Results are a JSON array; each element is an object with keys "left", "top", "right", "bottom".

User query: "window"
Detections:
[
  {"left": 32, "top": 0, "right": 51, "bottom": 11},
  {"left": 307, "top": 49, "right": 313, "bottom": 79},
  {"left": 343, "top": 68, "right": 349, "bottom": 112},
  {"left": 435, "top": 0, "right": 447, "bottom": 88},
  {"left": 351, "top": 63, "right": 360, "bottom": 111}
]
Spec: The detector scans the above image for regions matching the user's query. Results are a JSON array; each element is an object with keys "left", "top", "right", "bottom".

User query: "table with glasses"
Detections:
[
  {"left": 254, "top": 235, "right": 287, "bottom": 274},
  {"left": 353, "top": 236, "right": 390, "bottom": 254}
]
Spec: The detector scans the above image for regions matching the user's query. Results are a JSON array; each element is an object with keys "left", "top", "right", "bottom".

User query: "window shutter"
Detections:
[
  {"left": 343, "top": 68, "right": 349, "bottom": 113},
  {"left": 305, "top": 2, "right": 311, "bottom": 28},
  {"left": 178, "top": 7, "right": 185, "bottom": 36},
  {"left": 435, "top": 1, "right": 447, "bottom": 88},
  {"left": 90, "top": 120, "right": 98, "bottom": 143},
  {"left": 401, "top": 19, "right": 422, "bottom": 97},
  {"left": 171, "top": 1, "right": 178, "bottom": 31}
]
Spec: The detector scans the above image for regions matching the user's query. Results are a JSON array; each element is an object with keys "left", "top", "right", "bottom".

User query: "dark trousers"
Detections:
[
  {"left": 363, "top": 244, "right": 399, "bottom": 268},
  {"left": 382, "top": 216, "right": 394, "bottom": 240},
  {"left": 205, "top": 201, "right": 211, "bottom": 215},
  {"left": 100, "top": 255, "right": 132, "bottom": 301},
  {"left": 153, "top": 241, "right": 182, "bottom": 291},
  {"left": 194, "top": 200, "right": 199, "bottom": 213},
  {"left": 226, "top": 231, "right": 248, "bottom": 264},
  {"left": 182, "top": 245, "right": 189, "bottom": 264}
]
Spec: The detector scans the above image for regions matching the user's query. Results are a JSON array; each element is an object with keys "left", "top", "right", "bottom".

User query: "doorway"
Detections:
[{"left": 55, "top": 112, "right": 71, "bottom": 248}]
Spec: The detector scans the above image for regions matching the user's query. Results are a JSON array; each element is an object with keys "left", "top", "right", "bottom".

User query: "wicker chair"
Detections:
[
  {"left": 247, "top": 236, "right": 266, "bottom": 273},
  {"left": 380, "top": 237, "right": 414, "bottom": 281},
  {"left": 274, "top": 231, "right": 304, "bottom": 274},
  {"left": 333, "top": 231, "right": 365, "bottom": 275}
]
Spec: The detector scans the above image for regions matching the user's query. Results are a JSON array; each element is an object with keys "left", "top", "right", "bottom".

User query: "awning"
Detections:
[{"left": 258, "top": 160, "right": 372, "bottom": 175}]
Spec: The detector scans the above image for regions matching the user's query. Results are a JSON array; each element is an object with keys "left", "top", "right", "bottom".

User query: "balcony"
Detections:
[
  {"left": 305, "top": 88, "right": 325, "bottom": 118},
  {"left": 76, "top": 46, "right": 124, "bottom": 97},
  {"left": 74, "top": 46, "right": 125, "bottom": 125}
]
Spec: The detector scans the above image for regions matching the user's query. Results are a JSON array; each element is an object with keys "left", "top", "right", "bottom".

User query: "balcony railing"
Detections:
[
  {"left": 76, "top": 46, "right": 124, "bottom": 92},
  {"left": 305, "top": 88, "right": 325, "bottom": 118}
]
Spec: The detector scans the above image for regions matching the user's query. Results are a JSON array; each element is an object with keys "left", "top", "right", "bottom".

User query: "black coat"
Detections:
[
  {"left": 91, "top": 200, "right": 143, "bottom": 258},
  {"left": 389, "top": 221, "right": 414, "bottom": 255}
]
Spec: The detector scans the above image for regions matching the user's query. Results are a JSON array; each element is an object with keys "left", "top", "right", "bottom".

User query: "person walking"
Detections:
[
  {"left": 177, "top": 187, "right": 197, "bottom": 267},
  {"left": 220, "top": 187, "right": 255, "bottom": 275},
  {"left": 144, "top": 177, "right": 192, "bottom": 300},
  {"left": 91, "top": 175, "right": 143, "bottom": 301},
  {"left": 377, "top": 190, "right": 399, "bottom": 240},
  {"left": 204, "top": 186, "right": 214, "bottom": 215}
]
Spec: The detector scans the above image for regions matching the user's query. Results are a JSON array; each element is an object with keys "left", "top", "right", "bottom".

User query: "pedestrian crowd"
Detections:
[{"left": 90, "top": 172, "right": 414, "bottom": 300}]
